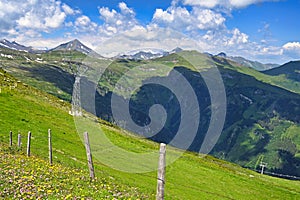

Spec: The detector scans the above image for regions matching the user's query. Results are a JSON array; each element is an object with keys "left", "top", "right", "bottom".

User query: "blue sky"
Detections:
[{"left": 1, "top": 0, "right": 300, "bottom": 64}]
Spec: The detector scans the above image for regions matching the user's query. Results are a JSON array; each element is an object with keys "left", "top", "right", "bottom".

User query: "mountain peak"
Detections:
[
  {"left": 70, "top": 39, "right": 81, "bottom": 44},
  {"left": 1, "top": 39, "right": 9, "bottom": 43},
  {"left": 216, "top": 52, "right": 227, "bottom": 57},
  {"left": 169, "top": 47, "right": 183, "bottom": 54},
  {"left": 0, "top": 39, "right": 34, "bottom": 52},
  {"left": 50, "top": 39, "right": 92, "bottom": 55},
  {"left": 116, "top": 48, "right": 168, "bottom": 60}
]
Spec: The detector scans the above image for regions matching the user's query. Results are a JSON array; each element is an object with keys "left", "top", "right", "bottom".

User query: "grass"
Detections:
[
  {"left": 0, "top": 146, "right": 148, "bottom": 199},
  {"left": 218, "top": 58, "right": 300, "bottom": 94},
  {"left": 1, "top": 64, "right": 300, "bottom": 199}
]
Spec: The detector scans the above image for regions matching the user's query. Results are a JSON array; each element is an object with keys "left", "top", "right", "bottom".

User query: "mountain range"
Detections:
[
  {"left": 116, "top": 47, "right": 183, "bottom": 60},
  {"left": 264, "top": 61, "right": 300, "bottom": 82},
  {"left": 214, "top": 52, "right": 279, "bottom": 71},
  {"left": 0, "top": 38, "right": 278, "bottom": 70},
  {"left": 0, "top": 39, "right": 36, "bottom": 53},
  {"left": 1, "top": 65, "right": 299, "bottom": 198},
  {"left": 0, "top": 39, "right": 300, "bottom": 177}
]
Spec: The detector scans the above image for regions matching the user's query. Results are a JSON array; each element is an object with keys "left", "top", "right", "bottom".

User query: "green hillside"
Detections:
[
  {"left": 264, "top": 60, "right": 300, "bottom": 82},
  {"left": 1, "top": 65, "right": 300, "bottom": 199},
  {"left": 0, "top": 148, "right": 147, "bottom": 199},
  {"left": 1, "top": 47, "right": 300, "bottom": 177},
  {"left": 212, "top": 56, "right": 300, "bottom": 94}
]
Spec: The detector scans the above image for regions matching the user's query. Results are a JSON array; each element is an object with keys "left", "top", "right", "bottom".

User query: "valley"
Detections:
[{"left": 1, "top": 39, "right": 300, "bottom": 198}]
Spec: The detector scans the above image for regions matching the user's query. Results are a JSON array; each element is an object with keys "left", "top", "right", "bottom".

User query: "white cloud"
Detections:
[
  {"left": 182, "top": 0, "right": 281, "bottom": 8},
  {"left": 62, "top": 3, "right": 75, "bottom": 15},
  {"left": 15, "top": 1, "right": 67, "bottom": 30},
  {"left": 260, "top": 46, "right": 283, "bottom": 55},
  {"left": 90, "top": 1, "right": 281, "bottom": 63},
  {"left": 228, "top": 0, "right": 277, "bottom": 8},
  {"left": 23, "top": 37, "right": 70, "bottom": 50},
  {"left": 148, "top": 2, "right": 291, "bottom": 63},
  {"left": 118, "top": 2, "right": 135, "bottom": 15},
  {"left": 193, "top": 8, "right": 225, "bottom": 30},
  {"left": 153, "top": 6, "right": 225, "bottom": 31},
  {"left": 198, "top": 27, "right": 251, "bottom": 55},
  {"left": 0, "top": 0, "right": 290, "bottom": 64},
  {"left": 283, "top": 42, "right": 300, "bottom": 50},
  {"left": 182, "top": 0, "right": 221, "bottom": 8},
  {"left": 44, "top": 6, "right": 67, "bottom": 29},
  {"left": 282, "top": 42, "right": 300, "bottom": 58},
  {"left": 93, "top": 26, "right": 200, "bottom": 57},
  {"left": 153, "top": 9, "right": 175, "bottom": 23},
  {"left": 17, "top": 12, "right": 44, "bottom": 30},
  {"left": 98, "top": 2, "right": 139, "bottom": 36},
  {"left": 75, "top": 16, "right": 91, "bottom": 27},
  {"left": 99, "top": 7, "right": 117, "bottom": 22},
  {"left": 74, "top": 15, "right": 98, "bottom": 33},
  {"left": 0, "top": 0, "right": 73, "bottom": 38},
  {"left": 226, "top": 28, "right": 249, "bottom": 46},
  {"left": 153, "top": 7, "right": 191, "bottom": 29},
  {"left": 65, "top": 21, "right": 74, "bottom": 27}
]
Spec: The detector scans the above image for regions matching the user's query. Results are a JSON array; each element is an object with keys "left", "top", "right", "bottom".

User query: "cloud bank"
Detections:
[{"left": 0, "top": 0, "right": 298, "bottom": 63}]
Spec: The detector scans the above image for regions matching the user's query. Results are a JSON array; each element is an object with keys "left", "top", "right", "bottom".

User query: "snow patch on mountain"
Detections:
[{"left": 116, "top": 47, "right": 183, "bottom": 60}]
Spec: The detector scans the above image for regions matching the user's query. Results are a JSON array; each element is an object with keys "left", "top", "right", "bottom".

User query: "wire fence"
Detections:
[
  {"left": 1, "top": 130, "right": 158, "bottom": 168},
  {"left": 1, "top": 129, "right": 300, "bottom": 199},
  {"left": 3, "top": 130, "right": 300, "bottom": 181}
]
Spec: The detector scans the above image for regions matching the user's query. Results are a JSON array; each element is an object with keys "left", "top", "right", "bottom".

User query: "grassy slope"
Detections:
[
  {"left": 212, "top": 63, "right": 300, "bottom": 172},
  {"left": 1, "top": 68, "right": 300, "bottom": 199},
  {"left": 264, "top": 61, "right": 300, "bottom": 81},
  {"left": 213, "top": 56, "right": 300, "bottom": 94},
  {"left": 1, "top": 48, "right": 299, "bottom": 100},
  {"left": 0, "top": 148, "right": 147, "bottom": 199},
  {"left": 155, "top": 52, "right": 300, "bottom": 94}
]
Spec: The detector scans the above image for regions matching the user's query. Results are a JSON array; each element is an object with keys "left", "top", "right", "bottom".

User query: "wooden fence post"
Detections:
[
  {"left": 27, "top": 131, "right": 31, "bottom": 157},
  {"left": 9, "top": 131, "right": 12, "bottom": 147},
  {"left": 17, "top": 133, "right": 21, "bottom": 148},
  {"left": 156, "top": 143, "right": 166, "bottom": 200},
  {"left": 48, "top": 129, "right": 53, "bottom": 165},
  {"left": 84, "top": 132, "right": 95, "bottom": 179}
]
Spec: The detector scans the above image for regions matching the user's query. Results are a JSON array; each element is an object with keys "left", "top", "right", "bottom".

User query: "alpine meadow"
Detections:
[{"left": 1, "top": 0, "right": 300, "bottom": 199}]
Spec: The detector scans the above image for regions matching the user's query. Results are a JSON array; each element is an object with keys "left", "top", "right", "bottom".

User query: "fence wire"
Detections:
[{"left": 1, "top": 130, "right": 300, "bottom": 199}]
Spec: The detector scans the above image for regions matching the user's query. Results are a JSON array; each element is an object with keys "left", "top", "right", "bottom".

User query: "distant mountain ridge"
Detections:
[
  {"left": 0, "top": 39, "right": 95, "bottom": 55},
  {"left": 264, "top": 61, "right": 300, "bottom": 82},
  {"left": 116, "top": 47, "right": 183, "bottom": 60},
  {"left": 0, "top": 39, "right": 35, "bottom": 53},
  {"left": 0, "top": 38, "right": 282, "bottom": 70},
  {"left": 214, "top": 52, "right": 279, "bottom": 71},
  {"left": 117, "top": 50, "right": 168, "bottom": 60}
]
